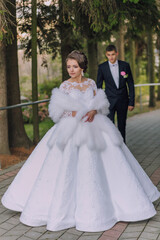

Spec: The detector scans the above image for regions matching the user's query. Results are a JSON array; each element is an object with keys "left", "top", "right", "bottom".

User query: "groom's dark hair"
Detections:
[{"left": 106, "top": 45, "right": 117, "bottom": 52}]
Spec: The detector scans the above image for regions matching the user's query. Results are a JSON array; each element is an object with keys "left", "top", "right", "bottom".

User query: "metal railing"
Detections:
[
  {"left": 134, "top": 83, "right": 160, "bottom": 110},
  {"left": 0, "top": 99, "right": 49, "bottom": 111},
  {"left": 0, "top": 83, "right": 160, "bottom": 111}
]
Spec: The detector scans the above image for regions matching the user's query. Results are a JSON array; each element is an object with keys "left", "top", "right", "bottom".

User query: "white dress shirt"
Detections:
[{"left": 109, "top": 60, "right": 119, "bottom": 88}]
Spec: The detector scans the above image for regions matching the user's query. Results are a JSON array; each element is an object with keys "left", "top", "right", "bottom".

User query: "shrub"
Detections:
[
  {"left": 39, "top": 78, "right": 61, "bottom": 97},
  {"left": 22, "top": 106, "right": 33, "bottom": 123},
  {"left": 38, "top": 102, "right": 49, "bottom": 121},
  {"left": 22, "top": 102, "right": 49, "bottom": 123},
  {"left": 22, "top": 78, "right": 61, "bottom": 123}
]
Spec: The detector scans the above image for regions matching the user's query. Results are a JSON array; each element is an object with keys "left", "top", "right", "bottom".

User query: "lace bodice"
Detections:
[
  {"left": 60, "top": 78, "right": 97, "bottom": 94},
  {"left": 59, "top": 79, "right": 97, "bottom": 118}
]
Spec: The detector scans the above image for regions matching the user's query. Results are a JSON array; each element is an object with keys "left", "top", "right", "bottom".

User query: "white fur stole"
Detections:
[{"left": 48, "top": 88, "right": 123, "bottom": 151}]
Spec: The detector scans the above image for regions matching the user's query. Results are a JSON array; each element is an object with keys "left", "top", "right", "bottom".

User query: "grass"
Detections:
[{"left": 24, "top": 118, "right": 54, "bottom": 141}]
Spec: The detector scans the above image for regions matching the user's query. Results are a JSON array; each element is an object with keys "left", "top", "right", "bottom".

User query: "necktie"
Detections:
[{"left": 111, "top": 64, "right": 119, "bottom": 88}]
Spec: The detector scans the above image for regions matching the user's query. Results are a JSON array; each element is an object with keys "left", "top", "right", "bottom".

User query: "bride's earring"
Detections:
[{"left": 81, "top": 70, "right": 84, "bottom": 76}]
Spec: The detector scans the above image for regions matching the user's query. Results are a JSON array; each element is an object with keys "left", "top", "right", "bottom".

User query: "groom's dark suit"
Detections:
[{"left": 97, "top": 60, "right": 135, "bottom": 142}]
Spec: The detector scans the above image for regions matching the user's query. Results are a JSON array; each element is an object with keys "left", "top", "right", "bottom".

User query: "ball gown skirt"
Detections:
[{"left": 1, "top": 123, "right": 160, "bottom": 232}]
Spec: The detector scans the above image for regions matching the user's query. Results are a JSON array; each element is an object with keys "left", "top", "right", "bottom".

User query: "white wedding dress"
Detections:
[{"left": 2, "top": 79, "right": 160, "bottom": 232}]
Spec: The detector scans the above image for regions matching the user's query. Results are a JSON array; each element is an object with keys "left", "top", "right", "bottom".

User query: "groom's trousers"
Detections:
[{"left": 108, "top": 99, "right": 128, "bottom": 143}]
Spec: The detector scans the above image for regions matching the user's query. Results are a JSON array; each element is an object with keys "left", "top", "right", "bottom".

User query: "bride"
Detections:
[{"left": 2, "top": 50, "right": 160, "bottom": 232}]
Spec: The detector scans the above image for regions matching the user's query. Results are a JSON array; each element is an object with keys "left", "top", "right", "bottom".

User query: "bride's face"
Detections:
[{"left": 67, "top": 59, "right": 82, "bottom": 78}]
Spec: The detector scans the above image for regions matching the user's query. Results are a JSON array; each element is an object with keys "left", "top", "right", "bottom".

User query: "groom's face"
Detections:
[{"left": 106, "top": 50, "right": 118, "bottom": 64}]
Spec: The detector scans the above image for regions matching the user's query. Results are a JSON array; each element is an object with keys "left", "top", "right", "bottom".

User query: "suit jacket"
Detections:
[{"left": 97, "top": 60, "right": 135, "bottom": 108}]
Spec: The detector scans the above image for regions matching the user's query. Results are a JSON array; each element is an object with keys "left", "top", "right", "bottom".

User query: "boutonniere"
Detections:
[{"left": 121, "top": 71, "right": 128, "bottom": 78}]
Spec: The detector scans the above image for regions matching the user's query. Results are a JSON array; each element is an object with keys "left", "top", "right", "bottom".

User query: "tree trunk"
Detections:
[
  {"left": 147, "top": 27, "right": 156, "bottom": 107},
  {"left": 130, "top": 40, "right": 136, "bottom": 83},
  {"left": 87, "top": 39, "right": 98, "bottom": 80},
  {"left": 0, "top": 41, "right": 10, "bottom": 154},
  {"left": 60, "top": 24, "right": 73, "bottom": 81},
  {"left": 59, "top": 0, "right": 74, "bottom": 81},
  {"left": 157, "top": 41, "right": 160, "bottom": 100},
  {"left": 117, "top": 23, "right": 125, "bottom": 61},
  {"left": 6, "top": 0, "right": 32, "bottom": 148},
  {"left": 156, "top": 0, "right": 160, "bottom": 100},
  {"left": 32, "top": 0, "right": 39, "bottom": 144},
  {"left": 136, "top": 56, "right": 141, "bottom": 80}
]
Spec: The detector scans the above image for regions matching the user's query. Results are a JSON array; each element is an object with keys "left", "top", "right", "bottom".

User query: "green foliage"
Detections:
[
  {"left": 38, "top": 78, "right": 61, "bottom": 97},
  {"left": 0, "top": 9, "right": 6, "bottom": 41},
  {"left": 22, "top": 106, "right": 33, "bottom": 124},
  {"left": 0, "top": 31, "right": 3, "bottom": 41},
  {"left": 123, "top": 0, "right": 139, "bottom": 3},
  {"left": 62, "top": 0, "right": 160, "bottom": 39},
  {"left": 17, "top": 0, "right": 160, "bottom": 70},
  {"left": 17, "top": 0, "right": 82, "bottom": 62},
  {"left": 20, "top": 75, "right": 30, "bottom": 84},
  {"left": 17, "top": 0, "right": 60, "bottom": 59},
  {"left": 22, "top": 77, "right": 61, "bottom": 124}
]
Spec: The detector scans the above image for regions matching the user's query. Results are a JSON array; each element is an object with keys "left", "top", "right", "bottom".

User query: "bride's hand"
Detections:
[
  {"left": 83, "top": 110, "right": 97, "bottom": 122},
  {"left": 72, "top": 111, "right": 77, "bottom": 117}
]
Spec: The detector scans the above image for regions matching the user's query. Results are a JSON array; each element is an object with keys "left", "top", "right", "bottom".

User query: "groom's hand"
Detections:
[
  {"left": 128, "top": 106, "right": 134, "bottom": 111},
  {"left": 83, "top": 110, "right": 97, "bottom": 122}
]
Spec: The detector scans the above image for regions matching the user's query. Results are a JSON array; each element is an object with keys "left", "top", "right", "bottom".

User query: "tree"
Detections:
[
  {"left": 117, "top": 23, "right": 125, "bottom": 61},
  {"left": 0, "top": 42, "right": 10, "bottom": 154},
  {"left": 74, "top": 10, "right": 101, "bottom": 79},
  {"left": 6, "top": 0, "right": 32, "bottom": 147},
  {"left": 18, "top": 0, "right": 160, "bottom": 85},
  {"left": 129, "top": 39, "right": 136, "bottom": 81},
  {"left": 156, "top": 0, "right": 160, "bottom": 100},
  {"left": 147, "top": 27, "right": 156, "bottom": 107},
  {"left": 144, "top": 0, "right": 160, "bottom": 107},
  {"left": 0, "top": 0, "right": 10, "bottom": 154},
  {"left": 128, "top": 0, "right": 160, "bottom": 106},
  {"left": 156, "top": 34, "right": 160, "bottom": 100},
  {"left": 18, "top": 0, "right": 115, "bottom": 80},
  {"left": 32, "top": 0, "right": 39, "bottom": 144},
  {"left": 65, "top": 0, "right": 142, "bottom": 75},
  {"left": 58, "top": 0, "right": 80, "bottom": 81},
  {"left": 17, "top": 0, "right": 81, "bottom": 81},
  {"left": 66, "top": 0, "right": 114, "bottom": 79}
]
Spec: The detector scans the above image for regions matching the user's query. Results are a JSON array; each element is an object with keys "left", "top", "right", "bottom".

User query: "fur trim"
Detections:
[
  {"left": 88, "top": 89, "right": 110, "bottom": 115},
  {"left": 47, "top": 117, "right": 78, "bottom": 150},
  {"left": 47, "top": 87, "right": 120, "bottom": 151},
  {"left": 48, "top": 88, "right": 116, "bottom": 150},
  {"left": 48, "top": 88, "right": 110, "bottom": 123},
  {"left": 48, "top": 88, "right": 84, "bottom": 123},
  {"left": 47, "top": 113, "right": 123, "bottom": 151}
]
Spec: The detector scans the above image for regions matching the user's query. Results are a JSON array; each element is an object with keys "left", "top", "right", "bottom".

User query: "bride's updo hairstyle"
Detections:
[{"left": 66, "top": 50, "right": 88, "bottom": 73}]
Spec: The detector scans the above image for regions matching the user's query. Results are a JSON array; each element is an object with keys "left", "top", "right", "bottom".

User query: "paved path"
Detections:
[{"left": 0, "top": 109, "right": 160, "bottom": 240}]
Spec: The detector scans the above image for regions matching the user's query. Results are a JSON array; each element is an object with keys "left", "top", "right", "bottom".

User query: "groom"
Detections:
[{"left": 96, "top": 45, "right": 135, "bottom": 142}]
